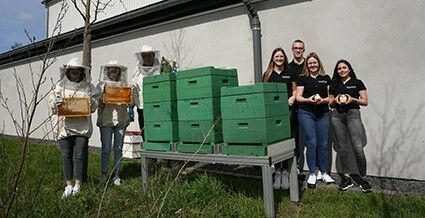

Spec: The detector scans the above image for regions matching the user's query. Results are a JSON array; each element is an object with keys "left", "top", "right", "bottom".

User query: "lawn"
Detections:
[{"left": 1, "top": 136, "right": 424, "bottom": 217}]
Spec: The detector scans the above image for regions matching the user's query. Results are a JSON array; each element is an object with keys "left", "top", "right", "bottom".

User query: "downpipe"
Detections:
[{"left": 242, "top": 0, "right": 262, "bottom": 83}]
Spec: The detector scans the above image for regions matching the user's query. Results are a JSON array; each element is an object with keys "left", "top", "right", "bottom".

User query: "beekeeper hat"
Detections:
[
  {"left": 60, "top": 57, "right": 91, "bottom": 82},
  {"left": 100, "top": 60, "right": 128, "bottom": 83}
]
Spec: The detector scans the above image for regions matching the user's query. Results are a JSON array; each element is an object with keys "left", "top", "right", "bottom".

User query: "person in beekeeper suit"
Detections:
[
  {"left": 96, "top": 60, "right": 135, "bottom": 185},
  {"left": 49, "top": 57, "right": 100, "bottom": 198},
  {"left": 128, "top": 45, "right": 161, "bottom": 139}
]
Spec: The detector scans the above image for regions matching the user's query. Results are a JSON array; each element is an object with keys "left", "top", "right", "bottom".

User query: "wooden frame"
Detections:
[
  {"left": 57, "top": 96, "right": 90, "bottom": 117},
  {"left": 103, "top": 84, "right": 132, "bottom": 105}
]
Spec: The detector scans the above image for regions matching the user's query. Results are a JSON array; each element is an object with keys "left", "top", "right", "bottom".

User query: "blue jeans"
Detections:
[
  {"left": 298, "top": 109, "right": 329, "bottom": 173},
  {"left": 100, "top": 126, "right": 126, "bottom": 176}
]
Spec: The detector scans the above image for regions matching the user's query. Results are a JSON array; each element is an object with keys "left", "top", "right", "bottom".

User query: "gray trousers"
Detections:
[
  {"left": 331, "top": 109, "right": 367, "bottom": 176},
  {"left": 60, "top": 136, "right": 89, "bottom": 181}
]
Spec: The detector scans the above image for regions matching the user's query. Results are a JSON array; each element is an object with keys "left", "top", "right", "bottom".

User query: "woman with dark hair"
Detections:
[
  {"left": 329, "top": 59, "right": 371, "bottom": 192},
  {"left": 262, "top": 47, "right": 297, "bottom": 190},
  {"left": 296, "top": 52, "right": 335, "bottom": 188}
]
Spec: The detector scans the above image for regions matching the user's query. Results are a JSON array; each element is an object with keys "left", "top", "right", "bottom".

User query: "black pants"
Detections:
[
  {"left": 137, "top": 108, "right": 145, "bottom": 139},
  {"left": 290, "top": 108, "right": 305, "bottom": 171},
  {"left": 60, "top": 136, "right": 88, "bottom": 181}
]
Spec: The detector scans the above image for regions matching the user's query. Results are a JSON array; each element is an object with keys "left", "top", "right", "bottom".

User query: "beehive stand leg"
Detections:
[{"left": 262, "top": 165, "right": 275, "bottom": 218}]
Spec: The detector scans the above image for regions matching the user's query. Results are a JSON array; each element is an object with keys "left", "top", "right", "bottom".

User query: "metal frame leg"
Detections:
[
  {"left": 289, "top": 157, "right": 300, "bottom": 202},
  {"left": 140, "top": 156, "right": 148, "bottom": 192},
  {"left": 261, "top": 165, "right": 275, "bottom": 218}
]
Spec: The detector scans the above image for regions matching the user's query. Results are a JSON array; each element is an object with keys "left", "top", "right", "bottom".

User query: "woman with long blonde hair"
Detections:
[{"left": 296, "top": 52, "right": 335, "bottom": 188}]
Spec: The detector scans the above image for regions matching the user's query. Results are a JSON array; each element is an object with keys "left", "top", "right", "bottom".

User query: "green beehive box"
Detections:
[
  {"left": 222, "top": 115, "right": 290, "bottom": 145},
  {"left": 221, "top": 145, "right": 267, "bottom": 156},
  {"left": 144, "top": 101, "right": 177, "bottom": 121},
  {"left": 143, "top": 73, "right": 176, "bottom": 103},
  {"left": 142, "top": 141, "right": 172, "bottom": 152},
  {"left": 144, "top": 121, "right": 179, "bottom": 142},
  {"left": 178, "top": 120, "right": 222, "bottom": 143},
  {"left": 177, "top": 97, "right": 220, "bottom": 121},
  {"left": 176, "top": 143, "right": 214, "bottom": 154},
  {"left": 176, "top": 66, "right": 238, "bottom": 100},
  {"left": 221, "top": 83, "right": 289, "bottom": 119}
]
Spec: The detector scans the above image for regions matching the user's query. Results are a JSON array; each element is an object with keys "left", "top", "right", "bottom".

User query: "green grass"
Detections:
[{"left": 1, "top": 136, "right": 425, "bottom": 217}]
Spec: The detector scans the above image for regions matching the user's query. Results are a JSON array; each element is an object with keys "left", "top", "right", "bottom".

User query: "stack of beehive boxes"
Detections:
[
  {"left": 176, "top": 66, "right": 238, "bottom": 154},
  {"left": 220, "top": 83, "right": 291, "bottom": 156},
  {"left": 142, "top": 73, "right": 178, "bottom": 151}
]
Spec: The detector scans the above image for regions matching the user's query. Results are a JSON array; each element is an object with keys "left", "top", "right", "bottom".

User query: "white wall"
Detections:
[
  {"left": 47, "top": 0, "right": 163, "bottom": 36},
  {"left": 258, "top": 0, "right": 425, "bottom": 180},
  {"left": 2, "top": 0, "right": 425, "bottom": 180}
]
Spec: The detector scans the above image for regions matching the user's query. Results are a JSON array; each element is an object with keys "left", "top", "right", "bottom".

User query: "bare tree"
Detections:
[
  {"left": 70, "top": 0, "right": 125, "bottom": 68},
  {"left": 163, "top": 29, "right": 195, "bottom": 69},
  {"left": 10, "top": 42, "right": 23, "bottom": 50},
  {"left": 0, "top": 2, "right": 72, "bottom": 216}
]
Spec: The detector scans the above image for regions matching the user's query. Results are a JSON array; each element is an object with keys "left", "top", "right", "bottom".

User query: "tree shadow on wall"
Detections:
[
  {"left": 367, "top": 86, "right": 425, "bottom": 217},
  {"left": 368, "top": 86, "right": 425, "bottom": 180}
]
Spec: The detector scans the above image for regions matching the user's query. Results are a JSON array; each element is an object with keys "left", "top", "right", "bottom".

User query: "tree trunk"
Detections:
[{"left": 82, "top": 0, "right": 91, "bottom": 69}]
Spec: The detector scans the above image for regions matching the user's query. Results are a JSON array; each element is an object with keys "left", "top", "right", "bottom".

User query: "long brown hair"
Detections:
[
  {"left": 262, "top": 47, "right": 288, "bottom": 82},
  {"left": 300, "top": 52, "right": 326, "bottom": 77}
]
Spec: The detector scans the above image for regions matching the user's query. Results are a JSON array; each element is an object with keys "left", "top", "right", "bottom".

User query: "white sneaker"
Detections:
[
  {"left": 281, "top": 170, "right": 290, "bottom": 190},
  {"left": 307, "top": 173, "right": 317, "bottom": 188},
  {"left": 113, "top": 177, "right": 121, "bottom": 186},
  {"left": 62, "top": 185, "right": 73, "bottom": 199},
  {"left": 322, "top": 173, "right": 335, "bottom": 184},
  {"left": 316, "top": 170, "right": 323, "bottom": 180},
  {"left": 273, "top": 171, "right": 282, "bottom": 189},
  {"left": 72, "top": 184, "right": 80, "bottom": 196}
]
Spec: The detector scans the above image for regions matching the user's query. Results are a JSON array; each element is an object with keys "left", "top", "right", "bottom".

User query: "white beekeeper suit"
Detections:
[
  {"left": 49, "top": 58, "right": 100, "bottom": 140},
  {"left": 132, "top": 44, "right": 161, "bottom": 109},
  {"left": 96, "top": 60, "right": 134, "bottom": 128}
]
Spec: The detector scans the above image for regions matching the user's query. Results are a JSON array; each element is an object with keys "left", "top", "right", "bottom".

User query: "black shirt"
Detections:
[
  {"left": 329, "top": 78, "right": 366, "bottom": 113},
  {"left": 288, "top": 60, "right": 304, "bottom": 77},
  {"left": 288, "top": 60, "right": 304, "bottom": 109},
  {"left": 267, "top": 69, "right": 295, "bottom": 98},
  {"left": 297, "top": 74, "right": 331, "bottom": 115}
]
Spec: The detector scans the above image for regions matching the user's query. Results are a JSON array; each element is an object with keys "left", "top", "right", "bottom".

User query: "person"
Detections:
[
  {"left": 129, "top": 45, "right": 161, "bottom": 139},
  {"left": 49, "top": 57, "right": 100, "bottom": 198},
  {"left": 287, "top": 39, "right": 307, "bottom": 175},
  {"left": 97, "top": 60, "right": 134, "bottom": 185},
  {"left": 262, "top": 48, "right": 296, "bottom": 190},
  {"left": 296, "top": 52, "right": 335, "bottom": 188},
  {"left": 329, "top": 59, "right": 371, "bottom": 192}
]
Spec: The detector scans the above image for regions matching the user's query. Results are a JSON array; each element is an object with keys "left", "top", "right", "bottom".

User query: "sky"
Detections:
[{"left": 0, "top": 0, "right": 45, "bottom": 54}]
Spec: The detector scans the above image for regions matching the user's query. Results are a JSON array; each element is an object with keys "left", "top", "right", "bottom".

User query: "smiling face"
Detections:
[
  {"left": 307, "top": 56, "right": 320, "bottom": 74},
  {"left": 292, "top": 41, "right": 305, "bottom": 59},
  {"left": 337, "top": 62, "right": 350, "bottom": 79},
  {"left": 107, "top": 67, "right": 121, "bottom": 81},
  {"left": 273, "top": 51, "right": 285, "bottom": 68}
]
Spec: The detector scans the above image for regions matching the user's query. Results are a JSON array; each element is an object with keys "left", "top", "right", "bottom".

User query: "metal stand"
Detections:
[{"left": 140, "top": 139, "right": 299, "bottom": 218}]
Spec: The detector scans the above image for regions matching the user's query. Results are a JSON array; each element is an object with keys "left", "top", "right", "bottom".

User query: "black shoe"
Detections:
[
  {"left": 338, "top": 175, "right": 354, "bottom": 191},
  {"left": 352, "top": 175, "right": 372, "bottom": 193}
]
